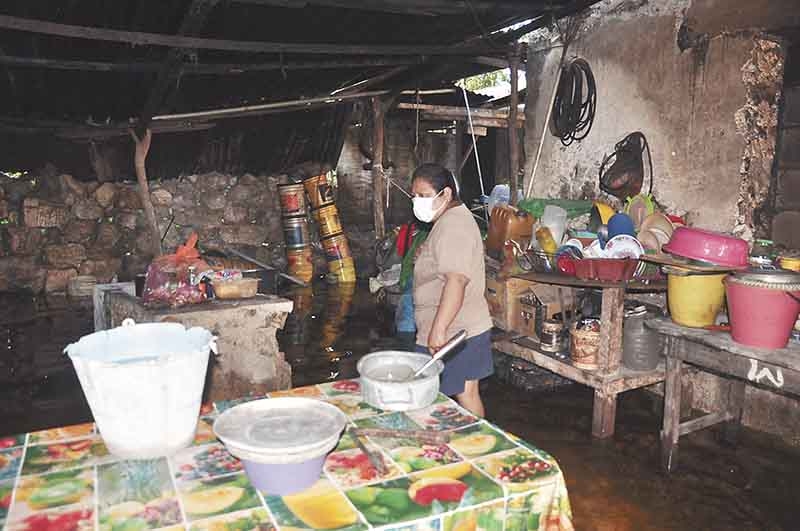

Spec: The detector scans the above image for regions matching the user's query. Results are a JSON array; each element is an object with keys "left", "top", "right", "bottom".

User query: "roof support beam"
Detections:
[
  {"left": 231, "top": 0, "right": 540, "bottom": 16},
  {"left": 0, "top": 14, "right": 491, "bottom": 55},
  {"left": 0, "top": 55, "right": 428, "bottom": 74},
  {"left": 136, "top": 0, "right": 220, "bottom": 135}
]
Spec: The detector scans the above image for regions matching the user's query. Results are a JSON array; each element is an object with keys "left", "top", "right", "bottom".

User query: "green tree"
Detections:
[{"left": 457, "top": 70, "right": 510, "bottom": 92}]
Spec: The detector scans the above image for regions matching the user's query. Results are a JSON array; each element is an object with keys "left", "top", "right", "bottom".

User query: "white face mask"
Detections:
[{"left": 412, "top": 189, "right": 446, "bottom": 223}]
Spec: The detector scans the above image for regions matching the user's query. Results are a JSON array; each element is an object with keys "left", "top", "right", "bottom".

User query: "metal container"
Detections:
[
  {"left": 282, "top": 215, "right": 310, "bottom": 249},
  {"left": 570, "top": 318, "right": 601, "bottom": 370},
  {"left": 539, "top": 320, "right": 564, "bottom": 353},
  {"left": 278, "top": 183, "right": 307, "bottom": 217},
  {"left": 357, "top": 351, "right": 443, "bottom": 412},
  {"left": 622, "top": 305, "right": 663, "bottom": 371},
  {"left": 312, "top": 204, "right": 344, "bottom": 239}
]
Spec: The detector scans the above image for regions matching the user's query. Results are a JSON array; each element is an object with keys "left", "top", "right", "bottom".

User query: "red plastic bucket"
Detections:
[{"left": 725, "top": 279, "right": 800, "bottom": 349}]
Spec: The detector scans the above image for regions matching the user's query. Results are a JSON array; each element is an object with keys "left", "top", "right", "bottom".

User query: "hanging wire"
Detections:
[
  {"left": 461, "top": 86, "right": 488, "bottom": 225},
  {"left": 550, "top": 57, "right": 597, "bottom": 146}
]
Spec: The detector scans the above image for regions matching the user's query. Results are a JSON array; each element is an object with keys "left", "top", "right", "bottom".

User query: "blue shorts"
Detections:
[{"left": 416, "top": 330, "right": 494, "bottom": 396}]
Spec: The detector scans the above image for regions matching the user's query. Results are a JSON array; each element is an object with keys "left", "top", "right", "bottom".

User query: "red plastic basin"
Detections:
[{"left": 662, "top": 227, "right": 748, "bottom": 268}]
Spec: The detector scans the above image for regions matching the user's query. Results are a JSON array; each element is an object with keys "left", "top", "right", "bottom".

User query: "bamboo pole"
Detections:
[
  {"left": 508, "top": 42, "right": 520, "bottom": 206},
  {"left": 371, "top": 97, "right": 386, "bottom": 240}
]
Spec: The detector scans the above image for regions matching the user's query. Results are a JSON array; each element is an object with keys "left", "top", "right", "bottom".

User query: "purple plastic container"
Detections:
[{"left": 241, "top": 454, "right": 327, "bottom": 495}]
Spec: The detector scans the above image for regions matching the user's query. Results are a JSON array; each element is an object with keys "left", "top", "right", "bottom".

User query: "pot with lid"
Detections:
[
  {"left": 214, "top": 397, "right": 346, "bottom": 495},
  {"left": 725, "top": 269, "right": 800, "bottom": 349}
]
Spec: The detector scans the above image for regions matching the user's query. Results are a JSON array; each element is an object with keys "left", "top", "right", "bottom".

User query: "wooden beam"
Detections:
[
  {"left": 232, "top": 0, "right": 540, "bottom": 16},
  {"left": 371, "top": 97, "right": 386, "bottom": 240},
  {"left": 397, "top": 102, "right": 525, "bottom": 121},
  {"left": 0, "top": 14, "right": 491, "bottom": 56},
  {"left": 421, "top": 114, "right": 521, "bottom": 129},
  {"left": 473, "top": 56, "right": 510, "bottom": 69},
  {"left": 508, "top": 42, "right": 521, "bottom": 206},
  {"left": 332, "top": 65, "right": 415, "bottom": 96},
  {"left": 138, "top": 0, "right": 221, "bottom": 136}
]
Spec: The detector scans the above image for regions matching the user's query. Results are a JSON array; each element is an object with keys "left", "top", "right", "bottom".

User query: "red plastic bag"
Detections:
[{"left": 143, "top": 233, "right": 210, "bottom": 306}]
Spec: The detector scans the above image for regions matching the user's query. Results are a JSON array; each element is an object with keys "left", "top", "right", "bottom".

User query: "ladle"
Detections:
[{"left": 409, "top": 330, "right": 468, "bottom": 380}]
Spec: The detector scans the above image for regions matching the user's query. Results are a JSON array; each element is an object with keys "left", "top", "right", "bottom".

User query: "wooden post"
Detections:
[
  {"left": 508, "top": 42, "right": 520, "bottom": 206},
  {"left": 598, "top": 287, "right": 624, "bottom": 375},
  {"left": 661, "top": 340, "right": 683, "bottom": 473},
  {"left": 131, "top": 129, "right": 163, "bottom": 256},
  {"left": 722, "top": 379, "right": 747, "bottom": 445},
  {"left": 591, "top": 390, "right": 617, "bottom": 439},
  {"left": 371, "top": 97, "right": 386, "bottom": 240}
]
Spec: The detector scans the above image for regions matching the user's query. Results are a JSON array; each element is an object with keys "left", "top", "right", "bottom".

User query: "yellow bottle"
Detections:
[{"left": 535, "top": 226, "right": 558, "bottom": 255}]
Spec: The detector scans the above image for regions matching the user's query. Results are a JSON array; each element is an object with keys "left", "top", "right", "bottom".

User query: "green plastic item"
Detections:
[{"left": 517, "top": 198, "right": 593, "bottom": 220}]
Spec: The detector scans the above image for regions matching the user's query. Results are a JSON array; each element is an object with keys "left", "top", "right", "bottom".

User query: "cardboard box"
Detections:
[{"left": 485, "top": 270, "right": 536, "bottom": 331}]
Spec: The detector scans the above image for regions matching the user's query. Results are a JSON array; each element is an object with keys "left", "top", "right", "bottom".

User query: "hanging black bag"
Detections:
[{"left": 598, "top": 132, "right": 653, "bottom": 200}]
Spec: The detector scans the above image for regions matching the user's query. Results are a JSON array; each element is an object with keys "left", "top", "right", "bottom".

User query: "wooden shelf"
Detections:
[
  {"left": 512, "top": 272, "right": 666, "bottom": 292},
  {"left": 494, "top": 337, "right": 666, "bottom": 395}
]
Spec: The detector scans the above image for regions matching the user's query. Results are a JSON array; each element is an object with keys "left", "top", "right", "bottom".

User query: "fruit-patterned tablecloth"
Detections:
[{"left": 0, "top": 381, "right": 573, "bottom": 531}]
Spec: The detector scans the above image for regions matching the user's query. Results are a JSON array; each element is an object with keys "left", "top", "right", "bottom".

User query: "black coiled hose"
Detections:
[{"left": 550, "top": 58, "right": 597, "bottom": 146}]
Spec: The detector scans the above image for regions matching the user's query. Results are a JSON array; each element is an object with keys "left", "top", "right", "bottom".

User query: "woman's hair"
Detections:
[{"left": 412, "top": 163, "right": 460, "bottom": 200}]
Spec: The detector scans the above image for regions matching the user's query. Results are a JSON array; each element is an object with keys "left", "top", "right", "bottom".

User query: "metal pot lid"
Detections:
[{"left": 728, "top": 269, "right": 800, "bottom": 290}]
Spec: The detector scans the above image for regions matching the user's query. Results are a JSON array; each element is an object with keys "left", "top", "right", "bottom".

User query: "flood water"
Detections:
[{"left": 1, "top": 284, "right": 799, "bottom": 531}]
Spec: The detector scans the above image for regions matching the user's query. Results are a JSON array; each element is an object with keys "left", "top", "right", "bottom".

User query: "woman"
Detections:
[{"left": 411, "top": 163, "right": 493, "bottom": 417}]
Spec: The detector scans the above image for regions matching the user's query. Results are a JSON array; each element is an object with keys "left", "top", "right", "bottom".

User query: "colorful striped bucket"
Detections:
[
  {"left": 303, "top": 174, "right": 335, "bottom": 209},
  {"left": 312, "top": 204, "right": 343, "bottom": 239},
  {"left": 278, "top": 183, "right": 307, "bottom": 217},
  {"left": 321, "top": 233, "right": 352, "bottom": 263}
]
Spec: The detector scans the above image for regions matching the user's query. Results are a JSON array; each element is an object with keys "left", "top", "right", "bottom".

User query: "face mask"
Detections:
[{"left": 412, "top": 189, "right": 445, "bottom": 223}]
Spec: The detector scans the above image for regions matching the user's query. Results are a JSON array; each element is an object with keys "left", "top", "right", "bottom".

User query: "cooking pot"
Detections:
[{"left": 357, "top": 352, "right": 444, "bottom": 412}]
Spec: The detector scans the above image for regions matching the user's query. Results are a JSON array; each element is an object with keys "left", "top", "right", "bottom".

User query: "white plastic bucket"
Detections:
[{"left": 65, "top": 319, "right": 216, "bottom": 459}]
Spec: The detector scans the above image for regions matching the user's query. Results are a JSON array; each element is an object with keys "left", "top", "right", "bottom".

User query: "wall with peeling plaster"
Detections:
[
  {"left": 523, "top": 0, "right": 796, "bottom": 444},
  {"left": 523, "top": 0, "right": 783, "bottom": 236}
]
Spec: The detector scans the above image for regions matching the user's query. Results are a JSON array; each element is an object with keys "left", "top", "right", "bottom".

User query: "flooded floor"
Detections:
[{"left": 1, "top": 284, "right": 799, "bottom": 531}]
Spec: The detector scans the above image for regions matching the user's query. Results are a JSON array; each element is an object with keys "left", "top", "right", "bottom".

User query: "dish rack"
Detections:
[{"left": 519, "top": 250, "right": 662, "bottom": 282}]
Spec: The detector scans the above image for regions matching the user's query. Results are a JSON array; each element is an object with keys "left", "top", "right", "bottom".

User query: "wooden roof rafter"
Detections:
[{"left": 0, "top": 14, "right": 495, "bottom": 56}]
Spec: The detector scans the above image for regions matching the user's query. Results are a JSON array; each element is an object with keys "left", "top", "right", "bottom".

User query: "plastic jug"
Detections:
[
  {"left": 541, "top": 205, "right": 568, "bottom": 246},
  {"left": 65, "top": 319, "right": 216, "bottom": 459}
]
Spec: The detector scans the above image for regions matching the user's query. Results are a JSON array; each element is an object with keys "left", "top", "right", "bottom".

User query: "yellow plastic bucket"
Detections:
[
  {"left": 779, "top": 256, "right": 800, "bottom": 272},
  {"left": 667, "top": 267, "right": 727, "bottom": 328}
]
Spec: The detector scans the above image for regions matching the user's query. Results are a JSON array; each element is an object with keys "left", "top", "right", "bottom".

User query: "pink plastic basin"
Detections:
[{"left": 662, "top": 227, "right": 748, "bottom": 268}]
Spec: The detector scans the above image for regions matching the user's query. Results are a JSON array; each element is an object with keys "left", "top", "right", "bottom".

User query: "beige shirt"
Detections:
[{"left": 414, "top": 204, "right": 493, "bottom": 346}]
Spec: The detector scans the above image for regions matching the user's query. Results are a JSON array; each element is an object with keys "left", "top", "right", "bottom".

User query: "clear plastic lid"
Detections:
[{"left": 214, "top": 397, "right": 346, "bottom": 456}]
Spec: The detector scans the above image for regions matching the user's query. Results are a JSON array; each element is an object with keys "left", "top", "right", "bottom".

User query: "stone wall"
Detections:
[{"left": 0, "top": 169, "right": 284, "bottom": 294}]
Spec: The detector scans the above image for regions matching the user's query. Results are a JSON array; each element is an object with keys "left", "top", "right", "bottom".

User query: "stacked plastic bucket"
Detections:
[
  {"left": 303, "top": 173, "right": 356, "bottom": 284},
  {"left": 278, "top": 182, "right": 314, "bottom": 284}
]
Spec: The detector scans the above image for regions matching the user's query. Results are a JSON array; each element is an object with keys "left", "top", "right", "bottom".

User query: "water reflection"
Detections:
[{"left": 279, "top": 281, "right": 395, "bottom": 388}]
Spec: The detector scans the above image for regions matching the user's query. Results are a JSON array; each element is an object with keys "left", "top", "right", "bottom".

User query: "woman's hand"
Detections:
[
  {"left": 427, "top": 272, "right": 469, "bottom": 353},
  {"left": 427, "top": 324, "right": 448, "bottom": 354}
]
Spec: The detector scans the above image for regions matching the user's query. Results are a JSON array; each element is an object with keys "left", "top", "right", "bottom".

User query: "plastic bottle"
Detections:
[{"left": 535, "top": 226, "right": 558, "bottom": 255}]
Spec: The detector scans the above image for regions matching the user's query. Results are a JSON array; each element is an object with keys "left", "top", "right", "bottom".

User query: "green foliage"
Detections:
[{"left": 457, "top": 70, "right": 510, "bottom": 92}]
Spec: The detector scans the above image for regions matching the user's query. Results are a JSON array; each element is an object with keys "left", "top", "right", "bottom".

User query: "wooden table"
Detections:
[
  {"left": 0, "top": 383, "right": 575, "bottom": 531},
  {"left": 493, "top": 272, "right": 667, "bottom": 439},
  {"left": 647, "top": 318, "right": 800, "bottom": 473}
]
